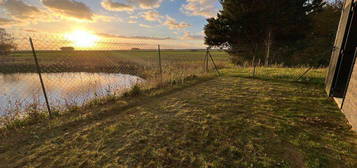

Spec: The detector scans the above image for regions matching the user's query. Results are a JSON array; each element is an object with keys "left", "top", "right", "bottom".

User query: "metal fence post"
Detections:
[
  {"left": 253, "top": 64, "right": 256, "bottom": 78},
  {"left": 158, "top": 44, "right": 163, "bottom": 83},
  {"left": 208, "top": 49, "right": 221, "bottom": 76},
  {"left": 296, "top": 67, "right": 313, "bottom": 81},
  {"left": 204, "top": 48, "right": 209, "bottom": 72},
  {"left": 29, "top": 37, "right": 52, "bottom": 118},
  {"left": 203, "top": 49, "right": 207, "bottom": 72}
]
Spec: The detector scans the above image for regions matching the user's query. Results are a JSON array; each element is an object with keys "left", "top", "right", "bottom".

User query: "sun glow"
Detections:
[{"left": 65, "top": 30, "right": 98, "bottom": 48}]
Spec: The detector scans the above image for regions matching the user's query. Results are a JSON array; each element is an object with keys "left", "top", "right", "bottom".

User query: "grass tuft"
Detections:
[{"left": 123, "top": 84, "right": 142, "bottom": 97}]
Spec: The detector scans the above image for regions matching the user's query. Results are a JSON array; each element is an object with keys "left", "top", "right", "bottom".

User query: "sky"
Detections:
[{"left": 0, "top": 0, "right": 222, "bottom": 49}]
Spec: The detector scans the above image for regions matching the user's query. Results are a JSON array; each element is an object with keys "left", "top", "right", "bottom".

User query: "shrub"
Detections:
[{"left": 124, "top": 85, "right": 142, "bottom": 97}]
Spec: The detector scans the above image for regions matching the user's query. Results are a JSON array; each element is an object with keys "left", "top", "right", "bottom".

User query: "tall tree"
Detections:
[
  {"left": 289, "top": 2, "right": 342, "bottom": 66},
  {"left": 0, "top": 28, "right": 16, "bottom": 56},
  {"left": 204, "top": 0, "right": 324, "bottom": 66}
]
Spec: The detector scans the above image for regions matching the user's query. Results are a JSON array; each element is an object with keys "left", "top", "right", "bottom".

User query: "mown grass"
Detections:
[{"left": 0, "top": 67, "right": 356, "bottom": 168}]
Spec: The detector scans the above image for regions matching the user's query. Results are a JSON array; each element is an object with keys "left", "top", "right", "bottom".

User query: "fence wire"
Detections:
[{"left": 0, "top": 30, "right": 229, "bottom": 123}]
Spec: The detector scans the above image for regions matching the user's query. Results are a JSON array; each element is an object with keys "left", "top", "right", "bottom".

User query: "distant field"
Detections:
[{"left": 0, "top": 50, "right": 231, "bottom": 77}]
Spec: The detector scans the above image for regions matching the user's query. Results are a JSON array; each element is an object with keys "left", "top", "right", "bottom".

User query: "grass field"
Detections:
[
  {"left": 0, "top": 50, "right": 230, "bottom": 76},
  {"left": 1, "top": 67, "right": 356, "bottom": 168}
]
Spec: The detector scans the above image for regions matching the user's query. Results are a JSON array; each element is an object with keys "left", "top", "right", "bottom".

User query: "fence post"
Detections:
[
  {"left": 205, "top": 48, "right": 209, "bottom": 72},
  {"left": 208, "top": 49, "right": 221, "bottom": 76},
  {"left": 158, "top": 44, "right": 163, "bottom": 83},
  {"left": 252, "top": 63, "right": 257, "bottom": 78},
  {"left": 29, "top": 37, "right": 52, "bottom": 118},
  {"left": 203, "top": 49, "right": 208, "bottom": 72},
  {"left": 296, "top": 67, "right": 313, "bottom": 81}
]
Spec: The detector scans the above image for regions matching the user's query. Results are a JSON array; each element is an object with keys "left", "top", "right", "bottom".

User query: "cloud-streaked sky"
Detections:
[{"left": 0, "top": 0, "right": 221, "bottom": 49}]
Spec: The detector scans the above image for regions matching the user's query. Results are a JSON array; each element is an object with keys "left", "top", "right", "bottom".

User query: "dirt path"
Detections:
[{"left": 1, "top": 75, "right": 357, "bottom": 168}]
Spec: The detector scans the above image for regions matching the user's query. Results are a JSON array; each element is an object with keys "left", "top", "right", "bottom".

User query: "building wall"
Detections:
[
  {"left": 325, "top": 0, "right": 353, "bottom": 95},
  {"left": 342, "top": 57, "right": 357, "bottom": 131}
]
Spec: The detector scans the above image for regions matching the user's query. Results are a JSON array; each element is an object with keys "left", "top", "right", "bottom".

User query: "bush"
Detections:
[{"left": 124, "top": 85, "right": 142, "bottom": 97}]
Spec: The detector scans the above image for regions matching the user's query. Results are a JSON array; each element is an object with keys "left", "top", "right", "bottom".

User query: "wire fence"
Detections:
[
  {"left": 0, "top": 29, "right": 230, "bottom": 124},
  {"left": 247, "top": 66, "right": 326, "bottom": 83},
  {"left": 0, "top": 29, "right": 326, "bottom": 125}
]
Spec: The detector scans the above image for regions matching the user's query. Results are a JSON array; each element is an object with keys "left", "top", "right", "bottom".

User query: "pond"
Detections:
[{"left": 0, "top": 72, "right": 143, "bottom": 116}]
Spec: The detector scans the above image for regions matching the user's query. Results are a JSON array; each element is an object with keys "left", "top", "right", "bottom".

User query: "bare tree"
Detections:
[{"left": 0, "top": 28, "right": 17, "bottom": 56}]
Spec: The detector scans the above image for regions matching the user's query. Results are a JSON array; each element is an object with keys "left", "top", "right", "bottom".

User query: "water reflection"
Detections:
[{"left": 0, "top": 72, "right": 143, "bottom": 116}]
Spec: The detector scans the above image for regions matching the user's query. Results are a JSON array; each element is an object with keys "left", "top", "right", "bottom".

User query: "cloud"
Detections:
[
  {"left": 163, "top": 16, "right": 191, "bottom": 29},
  {"left": 0, "top": 17, "right": 16, "bottom": 25},
  {"left": 97, "top": 32, "right": 173, "bottom": 40},
  {"left": 181, "top": 31, "right": 204, "bottom": 40},
  {"left": 182, "top": 0, "right": 218, "bottom": 18},
  {"left": 23, "top": 29, "right": 38, "bottom": 32},
  {"left": 141, "top": 10, "right": 162, "bottom": 22},
  {"left": 95, "top": 14, "right": 122, "bottom": 22},
  {"left": 139, "top": 23, "right": 153, "bottom": 28},
  {"left": 129, "top": 15, "right": 139, "bottom": 19},
  {"left": 101, "top": 0, "right": 163, "bottom": 11},
  {"left": 1, "top": 0, "right": 42, "bottom": 20},
  {"left": 42, "top": 0, "right": 94, "bottom": 21},
  {"left": 127, "top": 0, "right": 162, "bottom": 9},
  {"left": 101, "top": 0, "right": 133, "bottom": 11}
]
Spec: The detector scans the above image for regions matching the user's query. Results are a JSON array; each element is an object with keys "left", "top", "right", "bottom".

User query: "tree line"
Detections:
[
  {"left": 0, "top": 28, "right": 16, "bottom": 56},
  {"left": 204, "top": 0, "right": 344, "bottom": 67}
]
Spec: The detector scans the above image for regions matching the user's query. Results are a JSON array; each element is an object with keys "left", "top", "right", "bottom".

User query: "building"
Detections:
[
  {"left": 131, "top": 48, "right": 140, "bottom": 51},
  {"left": 325, "top": 0, "right": 357, "bottom": 130},
  {"left": 60, "top": 47, "right": 75, "bottom": 51}
]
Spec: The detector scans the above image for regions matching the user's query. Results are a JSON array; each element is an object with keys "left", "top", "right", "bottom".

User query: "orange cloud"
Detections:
[
  {"left": 127, "top": 0, "right": 162, "bottom": 9},
  {"left": 181, "top": 32, "right": 203, "bottom": 40},
  {"left": 101, "top": 0, "right": 163, "bottom": 12},
  {"left": 182, "top": 0, "right": 218, "bottom": 18},
  {"left": 1, "top": 0, "right": 43, "bottom": 20},
  {"left": 101, "top": 0, "right": 134, "bottom": 11},
  {"left": 42, "top": 0, "right": 94, "bottom": 21},
  {"left": 141, "top": 10, "right": 163, "bottom": 22},
  {"left": 163, "top": 16, "right": 191, "bottom": 30},
  {"left": 0, "top": 17, "right": 16, "bottom": 26},
  {"left": 97, "top": 32, "right": 174, "bottom": 40}
]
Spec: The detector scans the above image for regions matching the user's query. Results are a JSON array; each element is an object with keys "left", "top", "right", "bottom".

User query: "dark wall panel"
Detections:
[
  {"left": 325, "top": 0, "right": 353, "bottom": 96},
  {"left": 342, "top": 49, "right": 357, "bottom": 131},
  {"left": 333, "top": 4, "right": 357, "bottom": 97}
]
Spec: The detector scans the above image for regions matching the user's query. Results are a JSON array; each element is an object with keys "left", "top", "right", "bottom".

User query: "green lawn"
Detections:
[{"left": 0, "top": 68, "right": 356, "bottom": 168}]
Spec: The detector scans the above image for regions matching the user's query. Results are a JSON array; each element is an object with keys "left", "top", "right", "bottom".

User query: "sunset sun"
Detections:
[{"left": 65, "top": 30, "right": 98, "bottom": 48}]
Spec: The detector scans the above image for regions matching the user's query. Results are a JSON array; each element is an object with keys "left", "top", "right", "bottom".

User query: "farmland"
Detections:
[{"left": 0, "top": 50, "right": 231, "bottom": 77}]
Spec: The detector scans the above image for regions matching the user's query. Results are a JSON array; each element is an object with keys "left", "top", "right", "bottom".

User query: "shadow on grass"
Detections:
[
  {"left": 230, "top": 74, "right": 325, "bottom": 86},
  {"left": 1, "top": 69, "right": 356, "bottom": 168},
  {"left": 0, "top": 75, "right": 216, "bottom": 158}
]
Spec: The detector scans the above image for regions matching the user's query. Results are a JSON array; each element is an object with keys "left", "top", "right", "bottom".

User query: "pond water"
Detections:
[{"left": 0, "top": 72, "right": 143, "bottom": 116}]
